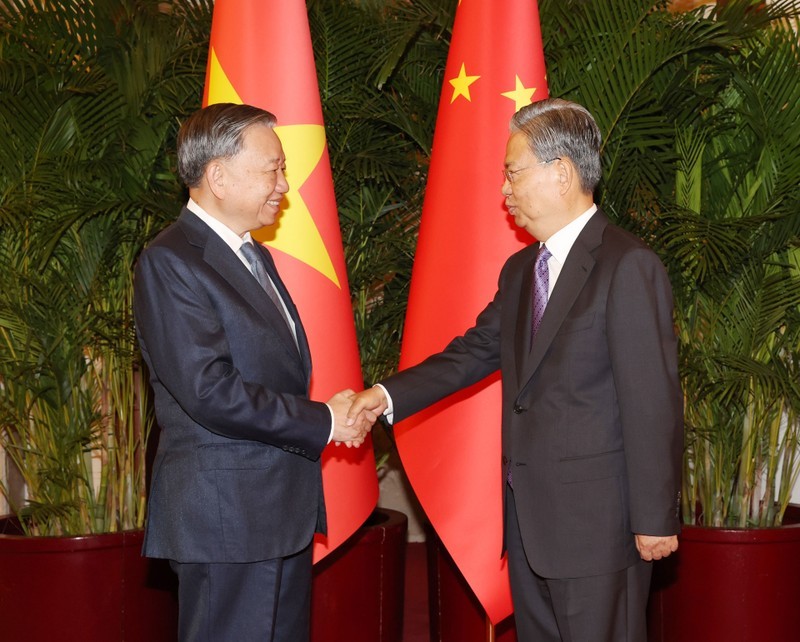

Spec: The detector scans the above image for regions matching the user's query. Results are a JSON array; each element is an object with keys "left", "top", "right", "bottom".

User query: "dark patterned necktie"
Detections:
[
  {"left": 240, "top": 241, "right": 294, "bottom": 336},
  {"left": 531, "top": 244, "right": 552, "bottom": 345}
]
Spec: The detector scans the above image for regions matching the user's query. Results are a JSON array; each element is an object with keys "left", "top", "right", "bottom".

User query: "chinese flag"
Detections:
[
  {"left": 395, "top": 0, "right": 548, "bottom": 624},
  {"left": 203, "top": 0, "right": 378, "bottom": 561}
]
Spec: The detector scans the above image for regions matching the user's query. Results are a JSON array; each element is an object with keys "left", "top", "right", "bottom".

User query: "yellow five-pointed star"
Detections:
[
  {"left": 449, "top": 63, "right": 480, "bottom": 103},
  {"left": 502, "top": 76, "right": 537, "bottom": 112},
  {"left": 253, "top": 124, "right": 339, "bottom": 288}
]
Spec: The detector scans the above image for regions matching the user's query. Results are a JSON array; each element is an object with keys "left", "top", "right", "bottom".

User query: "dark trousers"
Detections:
[
  {"left": 506, "top": 486, "right": 652, "bottom": 641},
  {"left": 170, "top": 545, "right": 313, "bottom": 642}
]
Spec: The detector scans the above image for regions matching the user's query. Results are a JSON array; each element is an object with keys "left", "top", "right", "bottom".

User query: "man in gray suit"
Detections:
[
  {"left": 349, "top": 98, "right": 683, "bottom": 641},
  {"left": 134, "top": 103, "right": 374, "bottom": 641}
]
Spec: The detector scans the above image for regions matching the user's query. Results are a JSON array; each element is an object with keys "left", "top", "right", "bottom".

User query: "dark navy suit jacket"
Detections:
[{"left": 134, "top": 208, "right": 330, "bottom": 563}]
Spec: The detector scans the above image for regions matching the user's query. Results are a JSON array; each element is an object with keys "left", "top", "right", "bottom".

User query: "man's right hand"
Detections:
[
  {"left": 347, "top": 387, "right": 389, "bottom": 426},
  {"left": 327, "top": 389, "right": 376, "bottom": 448}
]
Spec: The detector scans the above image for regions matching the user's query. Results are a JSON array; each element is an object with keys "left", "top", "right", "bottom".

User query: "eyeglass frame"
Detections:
[{"left": 502, "top": 157, "right": 561, "bottom": 184}]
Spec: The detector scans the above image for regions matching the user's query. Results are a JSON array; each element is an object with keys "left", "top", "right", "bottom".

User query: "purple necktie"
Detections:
[
  {"left": 531, "top": 244, "right": 552, "bottom": 345},
  {"left": 510, "top": 244, "right": 553, "bottom": 488}
]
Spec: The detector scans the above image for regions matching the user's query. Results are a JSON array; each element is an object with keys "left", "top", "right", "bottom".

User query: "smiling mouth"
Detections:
[{"left": 266, "top": 200, "right": 281, "bottom": 207}]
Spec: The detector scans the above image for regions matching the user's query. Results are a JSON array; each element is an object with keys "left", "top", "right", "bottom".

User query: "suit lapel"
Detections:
[
  {"left": 254, "top": 243, "right": 314, "bottom": 377},
  {"left": 513, "top": 249, "right": 537, "bottom": 386},
  {"left": 518, "top": 211, "right": 607, "bottom": 388},
  {"left": 177, "top": 211, "right": 310, "bottom": 377}
]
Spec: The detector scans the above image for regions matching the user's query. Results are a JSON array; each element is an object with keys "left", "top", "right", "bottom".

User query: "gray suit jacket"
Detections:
[
  {"left": 133, "top": 208, "right": 330, "bottom": 563},
  {"left": 382, "top": 210, "right": 683, "bottom": 578}
]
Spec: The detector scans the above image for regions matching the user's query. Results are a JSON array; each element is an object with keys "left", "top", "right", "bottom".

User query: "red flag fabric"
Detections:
[
  {"left": 395, "top": 0, "right": 549, "bottom": 624},
  {"left": 203, "top": 0, "right": 378, "bottom": 562}
]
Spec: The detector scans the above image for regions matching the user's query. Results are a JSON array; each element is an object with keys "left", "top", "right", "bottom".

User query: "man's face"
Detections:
[
  {"left": 217, "top": 124, "right": 288, "bottom": 236},
  {"left": 502, "top": 131, "right": 561, "bottom": 239}
]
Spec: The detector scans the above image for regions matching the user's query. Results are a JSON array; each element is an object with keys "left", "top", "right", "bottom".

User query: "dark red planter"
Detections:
[
  {"left": 0, "top": 519, "right": 178, "bottom": 642},
  {"left": 648, "top": 507, "right": 800, "bottom": 642},
  {"left": 426, "top": 525, "right": 517, "bottom": 642},
  {"left": 1, "top": 509, "right": 407, "bottom": 642},
  {"left": 311, "top": 508, "right": 408, "bottom": 642}
]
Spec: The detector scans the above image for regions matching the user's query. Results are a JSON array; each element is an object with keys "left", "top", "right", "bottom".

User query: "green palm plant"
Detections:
[
  {"left": 653, "top": 10, "right": 800, "bottom": 527},
  {"left": 541, "top": 0, "right": 800, "bottom": 527},
  {"left": 0, "top": 0, "right": 213, "bottom": 536},
  {"left": 2, "top": 0, "right": 796, "bottom": 537}
]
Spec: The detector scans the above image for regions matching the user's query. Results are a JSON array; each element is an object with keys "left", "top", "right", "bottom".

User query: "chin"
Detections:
[{"left": 257, "top": 213, "right": 277, "bottom": 228}]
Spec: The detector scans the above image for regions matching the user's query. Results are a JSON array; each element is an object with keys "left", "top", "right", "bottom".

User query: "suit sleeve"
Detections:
[
  {"left": 606, "top": 248, "right": 683, "bottom": 536},
  {"left": 133, "top": 246, "right": 330, "bottom": 459},
  {"left": 381, "top": 277, "right": 505, "bottom": 423}
]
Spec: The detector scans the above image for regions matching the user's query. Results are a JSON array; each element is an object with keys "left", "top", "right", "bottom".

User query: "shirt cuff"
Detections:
[
  {"left": 374, "top": 383, "right": 394, "bottom": 424},
  {"left": 325, "top": 403, "right": 335, "bottom": 444}
]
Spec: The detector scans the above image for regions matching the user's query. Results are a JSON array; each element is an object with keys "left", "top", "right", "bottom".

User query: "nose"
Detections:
[
  {"left": 276, "top": 168, "right": 289, "bottom": 194},
  {"left": 501, "top": 175, "right": 512, "bottom": 196}
]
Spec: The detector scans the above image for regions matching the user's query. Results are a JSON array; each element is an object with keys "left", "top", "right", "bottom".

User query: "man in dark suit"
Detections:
[
  {"left": 349, "top": 98, "right": 683, "bottom": 641},
  {"left": 133, "top": 103, "right": 374, "bottom": 642}
]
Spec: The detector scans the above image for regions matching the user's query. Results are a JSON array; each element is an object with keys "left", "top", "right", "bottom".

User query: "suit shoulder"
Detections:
[
  {"left": 142, "top": 219, "right": 192, "bottom": 253},
  {"left": 600, "top": 223, "right": 661, "bottom": 259},
  {"left": 602, "top": 222, "right": 647, "bottom": 248},
  {"left": 139, "top": 212, "right": 211, "bottom": 266},
  {"left": 503, "top": 243, "right": 538, "bottom": 270},
  {"left": 599, "top": 224, "right": 672, "bottom": 290},
  {"left": 135, "top": 221, "right": 205, "bottom": 285}
]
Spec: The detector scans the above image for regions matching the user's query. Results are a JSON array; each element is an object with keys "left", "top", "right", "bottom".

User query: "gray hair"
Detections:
[
  {"left": 177, "top": 103, "right": 278, "bottom": 188},
  {"left": 510, "top": 98, "right": 602, "bottom": 193}
]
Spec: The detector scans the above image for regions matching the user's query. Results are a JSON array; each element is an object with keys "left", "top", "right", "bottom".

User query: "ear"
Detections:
[
  {"left": 555, "top": 158, "right": 574, "bottom": 196},
  {"left": 203, "top": 160, "right": 226, "bottom": 200}
]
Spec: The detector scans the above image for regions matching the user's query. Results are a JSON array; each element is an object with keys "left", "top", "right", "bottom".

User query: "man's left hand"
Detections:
[{"left": 635, "top": 534, "right": 678, "bottom": 561}]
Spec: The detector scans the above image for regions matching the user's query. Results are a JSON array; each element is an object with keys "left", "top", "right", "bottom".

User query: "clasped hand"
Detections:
[{"left": 326, "top": 387, "right": 383, "bottom": 448}]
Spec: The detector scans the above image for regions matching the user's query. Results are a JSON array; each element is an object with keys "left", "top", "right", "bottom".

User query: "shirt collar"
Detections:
[
  {"left": 542, "top": 204, "right": 597, "bottom": 265},
  {"left": 186, "top": 198, "right": 252, "bottom": 254}
]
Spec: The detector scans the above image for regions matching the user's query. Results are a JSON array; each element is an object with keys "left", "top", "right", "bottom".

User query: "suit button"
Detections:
[{"left": 513, "top": 404, "right": 525, "bottom": 414}]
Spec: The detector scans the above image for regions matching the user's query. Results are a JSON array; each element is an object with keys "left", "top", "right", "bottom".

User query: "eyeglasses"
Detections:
[{"left": 502, "top": 157, "right": 561, "bottom": 184}]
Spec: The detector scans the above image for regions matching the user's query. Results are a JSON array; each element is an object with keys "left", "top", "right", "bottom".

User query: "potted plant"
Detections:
[
  {"left": 0, "top": 0, "right": 212, "bottom": 638},
  {"left": 543, "top": 0, "right": 800, "bottom": 638},
  {"left": 640, "top": 3, "right": 800, "bottom": 639}
]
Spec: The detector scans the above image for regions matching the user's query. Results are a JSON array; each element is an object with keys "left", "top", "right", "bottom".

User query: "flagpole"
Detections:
[{"left": 486, "top": 618, "right": 496, "bottom": 642}]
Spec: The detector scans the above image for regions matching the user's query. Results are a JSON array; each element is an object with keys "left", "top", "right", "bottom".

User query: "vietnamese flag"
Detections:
[
  {"left": 395, "top": 0, "right": 548, "bottom": 625},
  {"left": 202, "top": 0, "right": 378, "bottom": 561}
]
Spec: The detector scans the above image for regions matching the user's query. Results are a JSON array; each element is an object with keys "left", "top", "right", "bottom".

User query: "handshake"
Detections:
[{"left": 326, "top": 386, "right": 389, "bottom": 448}]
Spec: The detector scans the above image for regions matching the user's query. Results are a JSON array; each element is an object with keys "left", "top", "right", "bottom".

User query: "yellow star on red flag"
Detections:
[
  {"left": 449, "top": 63, "right": 480, "bottom": 103},
  {"left": 501, "top": 75, "right": 537, "bottom": 111}
]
